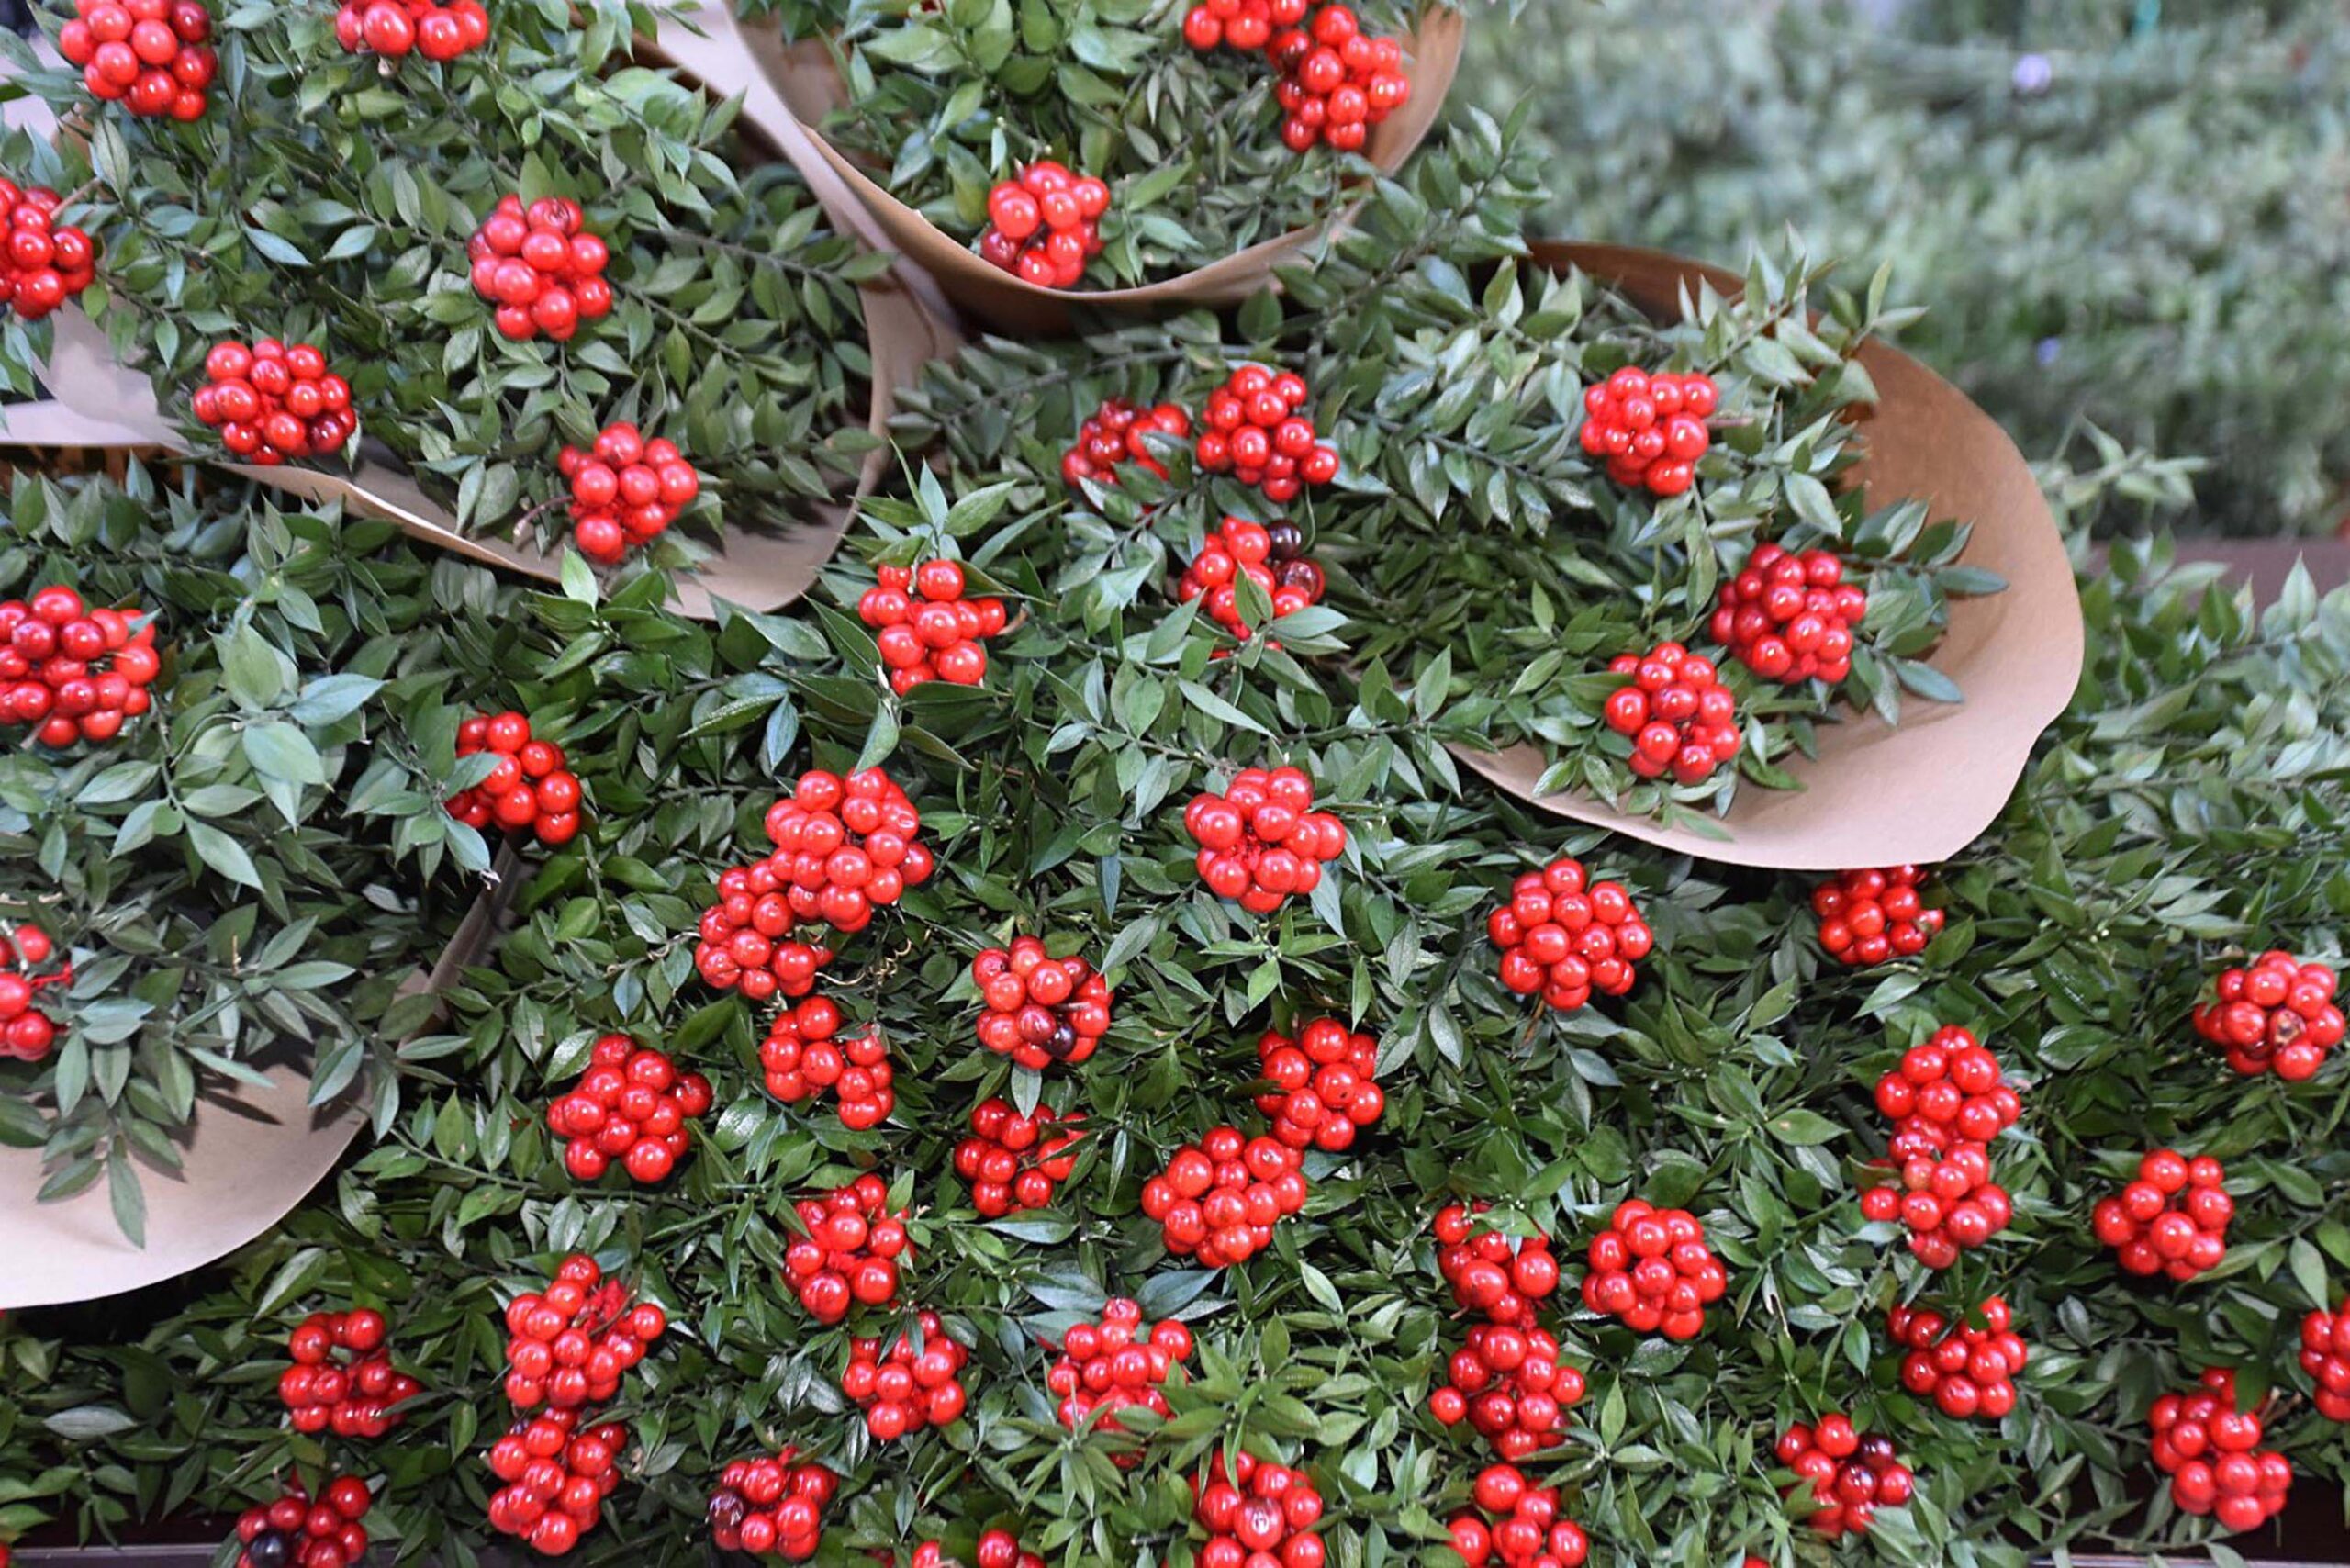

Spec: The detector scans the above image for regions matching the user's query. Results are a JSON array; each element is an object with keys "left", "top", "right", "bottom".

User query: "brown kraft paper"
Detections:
[{"left": 1447, "top": 241, "right": 2085, "bottom": 872}]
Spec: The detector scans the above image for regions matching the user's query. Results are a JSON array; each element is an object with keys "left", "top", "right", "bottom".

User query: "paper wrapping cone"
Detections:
[
  {"left": 0, "top": 847, "right": 522, "bottom": 1310},
  {"left": 716, "top": 5, "right": 1464, "bottom": 336},
  {"left": 1449, "top": 241, "right": 2085, "bottom": 871}
]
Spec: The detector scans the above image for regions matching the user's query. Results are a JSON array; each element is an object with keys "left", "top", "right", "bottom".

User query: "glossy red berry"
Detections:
[
  {"left": 840, "top": 1311, "right": 970, "bottom": 1440},
  {"left": 468, "top": 195, "right": 610, "bottom": 342},
  {"left": 1178, "top": 516, "right": 1326, "bottom": 652},
  {"left": 1599, "top": 642, "right": 1740, "bottom": 786},
  {"left": 1428, "top": 1320, "right": 1586, "bottom": 1462},
  {"left": 1254, "top": 1017, "right": 1382, "bottom": 1152},
  {"left": 761, "top": 995, "right": 892, "bottom": 1129},
  {"left": 1487, "top": 855, "right": 1652, "bottom": 1012},
  {"left": 1262, "top": 7, "right": 1411, "bottom": 155},
  {"left": 1046, "top": 1298, "right": 1196, "bottom": 1464},
  {"left": 955, "top": 1096, "right": 1085, "bottom": 1216},
  {"left": 979, "top": 162, "right": 1106, "bottom": 289},
  {"left": 972, "top": 936, "right": 1112, "bottom": 1070},
  {"left": 498, "top": 1254, "right": 665, "bottom": 1411},
  {"left": 1713, "top": 542, "right": 1867, "bottom": 685},
  {"left": 1888, "top": 1296, "right": 2027, "bottom": 1422},
  {"left": 1580, "top": 367, "right": 1717, "bottom": 497},
  {"left": 544, "top": 1034, "right": 711, "bottom": 1185},
  {"left": 0, "top": 923, "right": 68, "bottom": 1064},
  {"left": 446, "top": 711, "right": 587, "bottom": 847},
  {"left": 1063, "top": 397, "right": 1190, "bottom": 487},
  {"left": 706, "top": 1449, "right": 836, "bottom": 1561},
  {"left": 783, "top": 1175, "right": 911, "bottom": 1323},
  {"left": 2193, "top": 949, "right": 2342, "bottom": 1081},
  {"left": 0, "top": 180, "right": 98, "bottom": 321},
  {"left": 486, "top": 1409, "right": 630, "bottom": 1555},
  {"left": 2148, "top": 1369, "right": 2291, "bottom": 1531},
  {"left": 0, "top": 589, "right": 161, "bottom": 750},
  {"left": 1142, "top": 1127, "right": 1305, "bottom": 1268},
  {"left": 2298, "top": 1298, "right": 2350, "bottom": 1421},
  {"left": 1182, "top": 766, "right": 1345, "bottom": 913},
  {"left": 558, "top": 421, "right": 698, "bottom": 564},
  {"left": 1433, "top": 1200, "right": 1561, "bottom": 1328},
  {"left": 1192, "top": 365, "right": 1339, "bottom": 502},
  {"left": 1774, "top": 1417, "right": 1912, "bottom": 1539},
  {"left": 60, "top": 0, "right": 214, "bottom": 118},
  {"left": 1813, "top": 865, "right": 1943, "bottom": 967},
  {"left": 1449, "top": 1463, "right": 1587, "bottom": 1568},
  {"left": 192, "top": 340, "right": 353, "bottom": 465},
  {"left": 1580, "top": 1198, "right": 1726, "bottom": 1340},
  {"left": 860, "top": 558, "right": 1007, "bottom": 694},
  {"left": 277, "top": 1306, "right": 422, "bottom": 1439},
  {"left": 232, "top": 1476, "right": 372, "bottom": 1568},
  {"left": 2092, "top": 1148, "right": 2232, "bottom": 1282}
]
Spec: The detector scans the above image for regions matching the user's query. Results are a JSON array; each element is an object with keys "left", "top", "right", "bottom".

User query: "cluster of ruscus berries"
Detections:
[
  {"left": 1045, "top": 1298, "right": 1194, "bottom": 1461},
  {"left": 192, "top": 340, "right": 356, "bottom": 465},
  {"left": 1433, "top": 1202, "right": 1561, "bottom": 1327},
  {"left": 693, "top": 859, "right": 833, "bottom": 1003},
  {"left": 1142, "top": 1126, "right": 1308, "bottom": 1268},
  {"left": 0, "top": 181, "right": 97, "bottom": 321},
  {"left": 1179, "top": 517, "right": 1326, "bottom": 647},
  {"left": 445, "top": 711, "right": 585, "bottom": 847},
  {"left": 839, "top": 1313, "right": 970, "bottom": 1441},
  {"left": 1580, "top": 1199, "right": 1727, "bottom": 1340},
  {"left": 1181, "top": 0, "right": 1304, "bottom": 50},
  {"left": 1186, "top": 3, "right": 1411, "bottom": 155},
  {"left": 953, "top": 1098, "right": 1084, "bottom": 1215},
  {"left": 230, "top": 1476, "right": 373, "bottom": 1568},
  {"left": 1430, "top": 1321, "right": 1585, "bottom": 1462},
  {"left": 543, "top": 1034, "right": 712, "bottom": 1183},
  {"left": 278, "top": 1308, "right": 420, "bottom": 1439},
  {"left": 760, "top": 997, "right": 892, "bottom": 1128},
  {"left": 979, "top": 162, "right": 1109, "bottom": 288},
  {"left": 1449, "top": 1463, "right": 1589, "bottom": 1568},
  {"left": 2299, "top": 1298, "right": 2350, "bottom": 1421},
  {"left": 971, "top": 937, "right": 1113, "bottom": 1070},
  {"left": 858, "top": 559, "right": 1008, "bottom": 692},
  {"left": 1887, "top": 1297, "right": 2027, "bottom": 1421},
  {"left": 1190, "top": 1450, "right": 1326, "bottom": 1568},
  {"left": 0, "top": 587, "right": 160, "bottom": 749},
  {"left": 59, "top": 0, "right": 215, "bottom": 120},
  {"left": 468, "top": 196, "right": 611, "bottom": 342},
  {"left": 1774, "top": 1416, "right": 1915, "bottom": 1540},
  {"left": 1712, "top": 543, "right": 1867, "bottom": 684},
  {"left": 1253, "top": 1017, "right": 1383, "bottom": 1151},
  {"left": 1601, "top": 641, "right": 1740, "bottom": 786},
  {"left": 1579, "top": 367, "right": 1716, "bottom": 498},
  {"left": 0, "top": 924, "right": 65, "bottom": 1064},
  {"left": 1061, "top": 398, "right": 1189, "bottom": 487},
  {"left": 2091, "top": 1148, "right": 2232, "bottom": 1282},
  {"left": 2148, "top": 1369, "right": 2292, "bottom": 1530},
  {"left": 485, "top": 1409, "right": 626, "bottom": 1557},
  {"left": 1812, "top": 865, "right": 1942, "bottom": 967},
  {"left": 1193, "top": 365, "right": 1340, "bottom": 502},
  {"left": 498, "top": 1254, "right": 666, "bottom": 1412},
  {"left": 1486, "top": 857, "right": 1652, "bottom": 1014},
  {"left": 557, "top": 421, "right": 699, "bottom": 565},
  {"left": 1183, "top": 766, "right": 1346, "bottom": 912},
  {"left": 913, "top": 1531, "right": 1044, "bottom": 1568},
  {"left": 783, "top": 1175, "right": 911, "bottom": 1324},
  {"left": 706, "top": 1450, "right": 836, "bottom": 1561},
  {"left": 334, "top": 0, "right": 487, "bottom": 59},
  {"left": 2191, "top": 950, "right": 2342, "bottom": 1081},
  {"left": 1860, "top": 1025, "right": 2020, "bottom": 1268}
]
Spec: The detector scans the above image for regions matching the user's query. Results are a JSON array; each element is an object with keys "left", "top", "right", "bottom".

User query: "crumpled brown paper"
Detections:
[{"left": 1448, "top": 241, "right": 2085, "bottom": 871}]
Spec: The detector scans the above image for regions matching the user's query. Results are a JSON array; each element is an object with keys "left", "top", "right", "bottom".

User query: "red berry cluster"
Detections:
[
  {"left": 446, "top": 711, "right": 585, "bottom": 847},
  {"left": 1873, "top": 1026, "right": 2021, "bottom": 1151},
  {"left": 1774, "top": 1416, "right": 1914, "bottom": 1540},
  {"left": 232, "top": 1477, "right": 372, "bottom": 1568},
  {"left": 485, "top": 1409, "right": 625, "bottom": 1558},
  {"left": 0, "top": 587, "right": 160, "bottom": 748},
  {"left": 334, "top": 0, "right": 486, "bottom": 59},
  {"left": 557, "top": 422, "right": 699, "bottom": 565},
  {"left": 841, "top": 1312, "right": 970, "bottom": 1441},
  {"left": 859, "top": 559, "right": 1007, "bottom": 693},
  {"left": 469, "top": 196, "right": 611, "bottom": 343},
  {"left": 760, "top": 767, "right": 934, "bottom": 935},
  {"left": 499, "top": 1254, "right": 666, "bottom": 1411},
  {"left": 954, "top": 1097, "right": 1084, "bottom": 1215},
  {"left": 1045, "top": 1297, "right": 1195, "bottom": 1460},
  {"left": 1860, "top": 1142, "right": 2011, "bottom": 1270},
  {"left": 2149, "top": 1369, "right": 2292, "bottom": 1531},
  {"left": 1429, "top": 1321, "right": 1585, "bottom": 1462},
  {"left": 2299, "top": 1299, "right": 2350, "bottom": 1421},
  {"left": 1181, "top": 0, "right": 1302, "bottom": 52},
  {"left": 545, "top": 1035, "right": 711, "bottom": 1183},
  {"left": 2193, "top": 950, "right": 2343, "bottom": 1081},
  {"left": 0, "top": 924, "right": 65, "bottom": 1064},
  {"left": 59, "top": 0, "right": 214, "bottom": 119},
  {"left": 1448, "top": 1463, "right": 1589, "bottom": 1568},
  {"left": 1268, "top": 6, "right": 1411, "bottom": 153},
  {"left": 1183, "top": 766, "right": 1346, "bottom": 913},
  {"left": 279, "top": 1308, "right": 420, "bottom": 1439},
  {"left": 1142, "top": 1126, "right": 1308, "bottom": 1268},
  {"left": 1486, "top": 857, "right": 1652, "bottom": 1013},
  {"left": 783, "top": 1175, "right": 911, "bottom": 1324},
  {"left": 1190, "top": 1449, "right": 1326, "bottom": 1568},
  {"left": 2091, "top": 1148, "right": 2232, "bottom": 1282},
  {"left": 708, "top": 1450, "right": 836, "bottom": 1562},
  {"left": 693, "top": 861, "right": 834, "bottom": 1003},
  {"left": 1812, "top": 865, "right": 1943, "bottom": 968},
  {"left": 0, "top": 181, "right": 96, "bottom": 322},
  {"left": 1061, "top": 398, "right": 1189, "bottom": 487},
  {"left": 761, "top": 996, "right": 891, "bottom": 1129},
  {"left": 1581, "top": 1199, "right": 1727, "bottom": 1340},
  {"left": 914, "top": 1531, "right": 1043, "bottom": 1568},
  {"left": 192, "top": 341, "right": 355, "bottom": 466},
  {"left": 1578, "top": 368, "right": 1716, "bottom": 498},
  {"left": 1712, "top": 543, "right": 1866, "bottom": 684},
  {"left": 1254, "top": 1017, "right": 1382, "bottom": 1151},
  {"left": 1601, "top": 642, "right": 1740, "bottom": 785},
  {"left": 1433, "top": 1202, "right": 1561, "bottom": 1328},
  {"left": 1179, "top": 517, "right": 1326, "bottom": 647},
  {"left": 971, "top": 937, "right": 1112, "bottom": 1070},
  {"left": 1194, "top": 365, "right": 1340, "bottom": 502},
  {"left": 979, "top": 163, "right": 1108, "bottom": 289},
  {"left": 1887, "top": 1296, "right": 2026, "bottom": 1421}
]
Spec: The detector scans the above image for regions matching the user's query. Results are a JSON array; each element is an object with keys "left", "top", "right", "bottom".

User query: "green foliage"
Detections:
[{"left": 1465, "top": 0, "right": 2350, "bottom": 535}]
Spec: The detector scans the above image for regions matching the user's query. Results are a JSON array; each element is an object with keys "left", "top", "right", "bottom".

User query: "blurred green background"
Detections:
[{"left": 1469, "top": 0, "right": 2350, "bottom": 536}]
